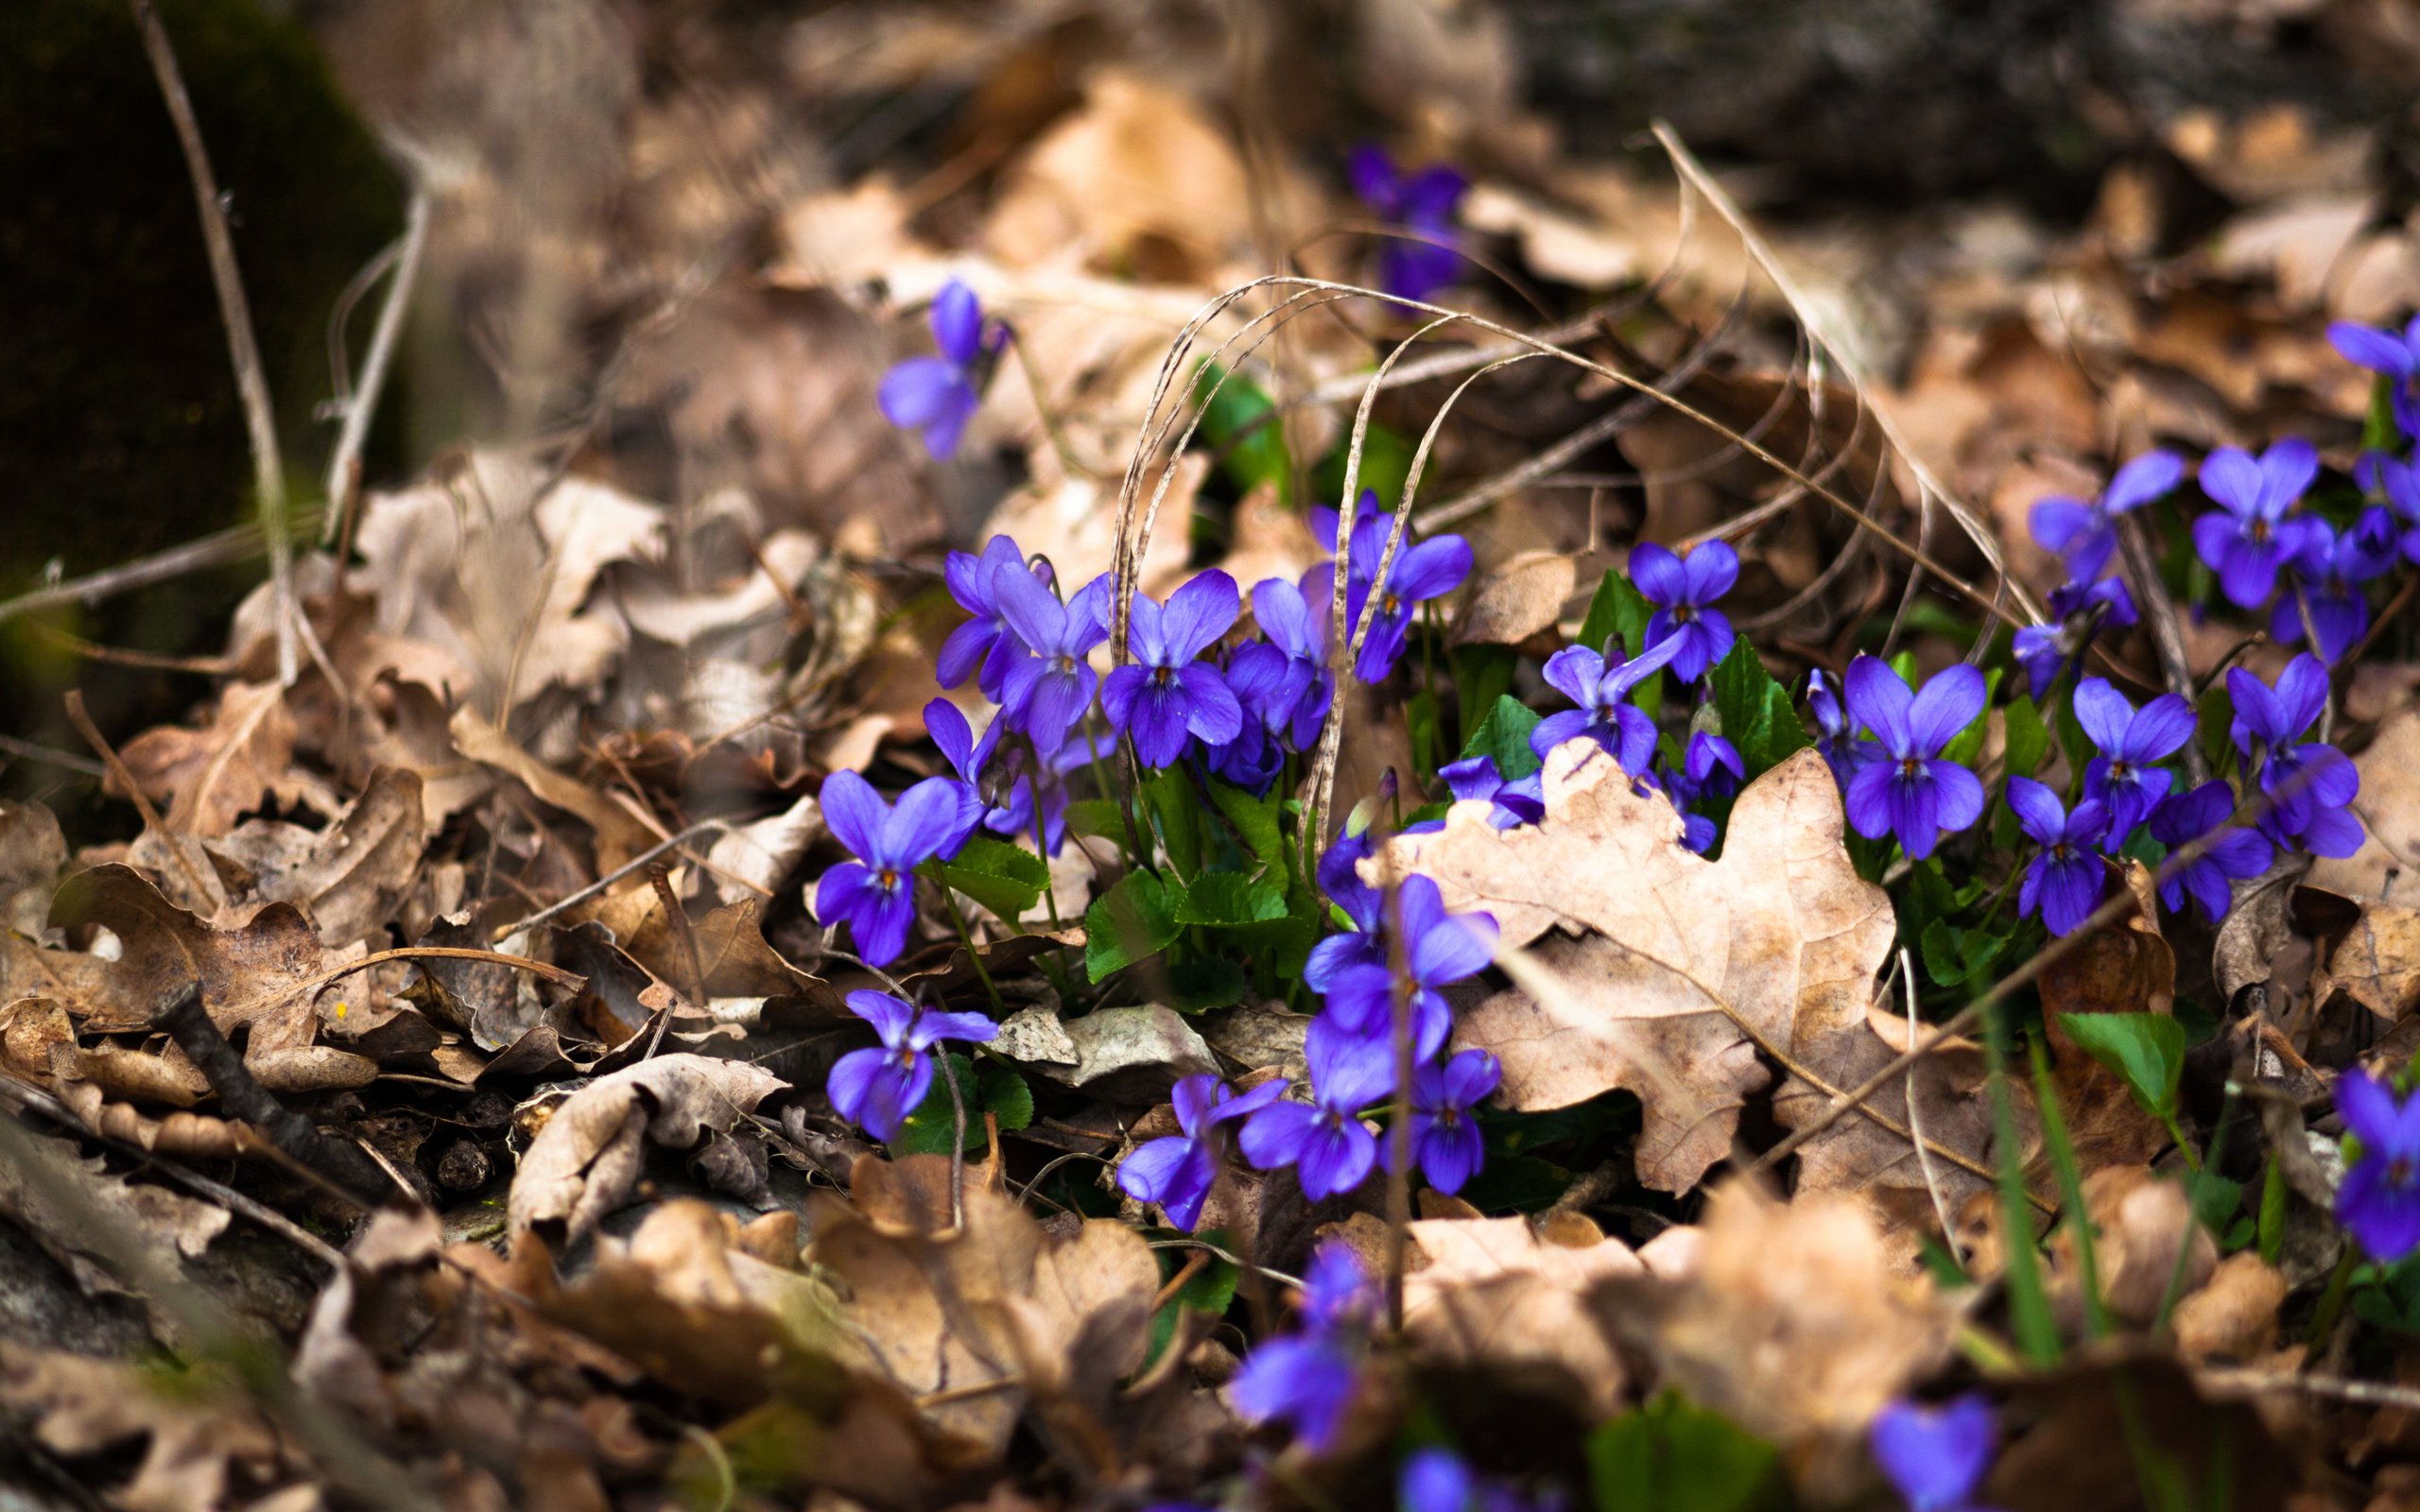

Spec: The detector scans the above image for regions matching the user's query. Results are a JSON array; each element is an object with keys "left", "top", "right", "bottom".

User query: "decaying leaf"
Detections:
[
  {"left": 0, "top": 1346, "right": 290, "bottom": 1512},
  {"left": 2314, "top": 899, "right": 2420, "bottom": 1022},
  {"left": 2310, "top": 708, "right": 2420, "bottom": 901},
  {"left": 508, "top": 1053, "right": 788, "bottom": 1244},
  {"left": 0, "top": 1125, "right": 230, "bottom": 1304},
  {"left": 116, "top": 680, "right": 302, "bottom": 838},
  {"left": 1403, "top": 1213, "right": 1641, "bottom": 1417},
  {"left": 1390, "top": 745, "right": 1979, "bottom": 1220},
  {"left": 2042, "top": 862, "right": 2179, "bottom": 1174}
]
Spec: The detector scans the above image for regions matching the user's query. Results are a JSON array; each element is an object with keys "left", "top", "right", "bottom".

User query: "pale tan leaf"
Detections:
[
  {"left": 1403, "top": 1214, "right": 1642, "bottom": 1416},
  {"left": 507, "top": 1053, "right": 787, "bottom": 1244},
  {"left": 117, "top": 681, "right": 299, "bottom": 839}
]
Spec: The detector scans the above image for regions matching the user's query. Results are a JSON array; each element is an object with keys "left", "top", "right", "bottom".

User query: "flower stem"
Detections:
[{"left": 941, "top": 887, "right": 1007, "bottom": 1016}]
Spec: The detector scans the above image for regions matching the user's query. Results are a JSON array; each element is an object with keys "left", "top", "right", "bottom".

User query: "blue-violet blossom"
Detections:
[
  {"left": 1631, "top": 539, "right": 1739, "bottom": 682},
  {"left": 1840, "top": 657, "right": 1987, "bottom": 861},
  {"left": 1349, "top": 146, "right": 1468, "bottom": 304},
  {"left": 812, "top": 771, "right": 965, "bottom": 965},
  {"left": 825, "top": 990, "right": 998, "bottom": 1142},
  {"left": 1869, "top": 1395, "right": 1996, "bottom": 1512},
  {"left": 2074, "top": 678, "right": 2195, "bottom": 843},
  {"left": 2330, "top": 317, "right": 2420, "bottom": 440},
  {"left": 994, "top": 566, "right": 1113, "bottom": 753},
  {"left": 1312, "top": 491, "right": 1475, "bottom": 682},
  {"left": 2008, "top": 778, "right": 2112, "bottom": 937},
  {"left": 2336, "top": 1070, "right": 2420, "bottom": 1263},
  {"left": 1103, "top": 570, "right": 1244, "bottom": 767},
  {"left": 1530, "top": 633, "right": 1683, "bottom": 774},
  {"left": 2226, "top": 656, "right": 2362, "bottom": 856},
  {"left": 2027, "top": 450, "right": 2183, "bottom": 581},
  {"left": 2147, "top": 781, "right": 2273, "bottom": 924},
  {"left": 1115, "top": 1073, "right": 1287, "bottom": 1230},
  {"left": 1241, "top": 1030, "right": 1394, "bottom": 1201},
  {"left": 879, "top": 279, "right": 991, "bottom": 459},
  {"left": 2193, "top": 440, "right": 2321, "bottom": 610},
  {"left": 1382, "top": 1048, "right": 1501, "bottom": 1194},
  {"left": 938, "top": 534, "right": 1044, "bottom": 699}
]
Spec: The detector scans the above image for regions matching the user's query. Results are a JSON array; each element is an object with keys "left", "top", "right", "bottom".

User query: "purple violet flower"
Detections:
[
  {"left": 1682, "top": 730, "right": 1745, "bottom": 800},
  {"left": 2193, "top": 439, "right": 2322, "bottom": 609},
  {"left": 1299, "top": 1240, "right": 1382, "bottom": 1333},
  {"left": 1212, "top": 640, "right": 1303, "bottom": 793},
  {"left": 1840, "top": 657, "right": 1987, "bottom": 861},
  {"left": 2330, "top": 317, "right": 2420, "bottom": 439},
  {"left": 2369, "top": 453, "right": 2420, "bottom": 563},
  {"left": 2028, "top": 450, "right": 2184, "bottom": 581},
  {"left": 879, "top": 280, "right": 992, "bottom": 459},
  {"left": 1382, "top": 1048, "right": 1500, "bottom": 1194},
  {"left": 984, "top": 730, "right": 1105, "bottom": 857},
  {"left": 1530, "top": 632, "right": 1684, "bottom": 774},
  {"left": 1437, "top": 754, "right": 1545, "bottom": 829},
  {"left": 1402, "top": 1449, "right": 1479, "bottom": 1512},
  {"left": 1631, "top": 540, "right": 1739, "bottom": 682},
  {"left": 1103, "top": 571, "right": 1244, "bottom": 768},
  {"left": 1350, "top": 146, "right": 1468, "bottom": 304},
  {"left": 1870, "top": 1394, "right": 1996, "bottom": 1512},
  {"left": 1807, "top": 668, "right": 1868, "bottom": 787},
  {"left": 1241, "top": 1025, "right": 1393, "bottom": 1201},
  {"left": 994, "top": 567, "right": 1113, "bottom": 752},
  {"left": 2148, "top": 781, "right": 2272, "bottom": 924},
  {"left": 1252, "top": 576, "right": 1336, "bottom": 748},
  {"left": 2336, "top": 1070, "right": 2420, "bottom": 1262},
  {"left": 1313, "top": 491, "right": 1475, "bottom": 682},
  {"left": 2073, "top": 678, "right": 2195, "bottom": 843},
  {"left": 1116, "top": 1073, "right": 1288, "bottom": 1230},
  {"left": 1305, "top": 831, "right": 1387, "bottom": 989},
  {"left": 1314, "top": 875, "right": 1499, "bottom": 1079},
  {"left": 2014, "top": 575, "right": 2137, "bottom": 700},
  {"left": 1232, "top": 1333, "right": 1360, "bottom": 1453},
  {"left": 922, "top": 698, "right": 999, "bottom": 857},
  {"left": 825, "top": 989, "right": 998, "bottom": 1142},
  {"left": 2226, "top": 656, "right": 2362, "bottom": 856},
  {"left": 938, "top": 535, "right": 1045, "bottom": 699},
  {"left": 811, "top": 771, "right": 965, "bottom": 965},
  {"left": 2273, "top": 515, "right": 2394, "bottom": 663},
  {"left": 2008, "top": 778, "right": 2112, "bottom": 936}
]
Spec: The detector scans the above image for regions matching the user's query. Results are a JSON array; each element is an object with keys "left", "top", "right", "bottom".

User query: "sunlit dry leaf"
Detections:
[
  {"left": 47, "top": 865, "right": 326, "bottom": 1038},
  {"left": 450, "top": 707, "right": 660, "bottom": 868},
  {"left": 1593, "top": 1181, "right": 1956, "bottom": 1499},
  {"left": 214, "top": 768, "right": 430, "bottom": 951},
  {"left": 0, "top": 799, "right": 66, "bottom": 938},
  {"left": 116, "top": 681, "right": 300, "bottom": 839},
  {"left": 1403, "top": 1214, "right": 1641, "bottom": 1416},
  {"left": 1386, "top": 746, "right": 1902, "bottom": 1195},
  {"left": 1449, "top": 550, "right": 1577, "bottom": 648},
  {"left": 2314, "top": 899, "right": 2420, "bottom": 1022},
  {"left": 2311, "top": 708, "right": 2420, "bottom": 902},
  {"left": 2173, "top": 1251, "right": 2288, "bottom": 1363},
  {"left": 2048, "top": 1165, "right": 2215, "bottom": 1332},
  {"left": 508, "top": 1053, "right": 787, "bottom": 1244},
  {"left": 705, "top": 793, "right": 824, "bottom": 905}
]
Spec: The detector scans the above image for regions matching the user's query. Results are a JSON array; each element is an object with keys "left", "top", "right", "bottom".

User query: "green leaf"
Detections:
[
  {"left": 2367, "top": 369, "right": 2405, "bottom": 455},
  {"left": 1194, "top": 361, "right": 1291, "bottom": 501},
  {"left": 1586, "top": 1391, "right": 1793, "bottom": 1512},
  {"left": 1206, "top": 779, "right": 1287, "bottom": 880},
  {"left": 1920, "top": 919, "right": 2010, "bottom": 989},
  {"left": 2354, "top": 1255, "right": 2420, "bottom": 1335},
  {"left": 1312, "top": 420, "right": 1414, "bottom": 518},
  {"left": 1452, "top": 645, "right": 1518, "bottom": 741},
  {"left": 1409, "top": 688, "right": 1443, "bottom": 785},
  {"left": 2257, "top": 1159, "right": 2287, "bottom": 1265},
  {"left": 1065, "top": 799, "right": 1126, "bottom": 843},
  {"left": 1145, "top": 1243, "right": 1238, "bottom": 1368},
  {"left": 1084, "top": 870, "right": 1184, "bottom": 981},
  {"left": 1174, "top": 872, "right": 1288, "bottom": 927},
  {"left": 2184, "top": 1170, "right": 2243, "bottom": 1238},
  {"left": 1166, "top": 954, "right": 1249, "bottom": 1013},
  {"left": 2058, "top": 1012, "right": 2187, "bottom": 1120},
  {"left": 924, "top": 836, "right": 1047, "bottom": 920},
  {"left": 1461, "top": 694, "right": 1545, "bottom": 782},
  {"left": 1142, "top": 767, "right": 1203, "bottom": 879},
  {"left": 2002, "top": 693, "right": 2050, "bottom": 782},
  {"left": 894, "top": 1054, "right": 1034, "bottom": 1155},
  {"left": 1707, "top": 639, "right": 1809, "bottom": 779}
]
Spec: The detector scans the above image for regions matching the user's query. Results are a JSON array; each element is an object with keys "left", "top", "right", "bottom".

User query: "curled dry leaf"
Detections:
[
  {"left": 1390, "top": 746, "right": 1985, "bottom": 1222},
  {"left": 705, "top": 792, "right": 822, "bottom": 904},
  {"left": 1592, "top": 1181, "right": 1957, "bottom": 1498},
  {"left": 450, "top": 707, "right": 659, "bottom": 868},
  {"left": 2048, "top": 1164, "right": 2216, "bottom": 1331},
  {"left": 507, "top": 1052, "right": 788, "bottom": 1245},
  {"left": 251, "top": 767, "right": 430, "bottom": 951},
  {"left": 115, "top": 680, "right": 300, "bottom": 838},
  {"left": 1403, "top": 1213, "right": 1642, "bottom": 1417}
]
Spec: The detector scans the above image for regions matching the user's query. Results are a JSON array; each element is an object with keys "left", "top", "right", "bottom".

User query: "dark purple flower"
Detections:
[
  {"left": 1231, "top": 1332, "right": 1359, "bottom": 1452},
  {"left": 995, "top": 567, "right": 1113, "bottom": 752},
  {"left": 825, "top": 989, "right": 998, "bottom": 1141},
  {"left": 2273, "top": 515, "right": 2394, "bottom": 663},
  {"left": 2074, "top": 678, "right": 2194, "bottom": 843},
  {"left": 983, "top": 730, "right": 1104, "bottom": 857},
  {"left": 1305, "top": 831, "right": 1387, "bottom": 989},
  {"left": 2227, "top": 656, "right": 2362, "bottom": 856},
  {"left": 1314, "top": 876, "right": 1499, "bottom": 1078},
  {"left": 1402, "top": 1449, "right": 1478, "bottom": 1512},
  {"left": 2336, "top": 1070, "right": 2420, "bottom": 1262},
  {"left": 1252, "top": 576, "right": 1335, "bottom": 748},
  {"left": 1438, "top": 754, "right": 1545, "bottom": 829},
  {"left": 1631, "top": 540, "right": 1739, "bottom": 682},
  {"left": 1103, "top": 571, "right": 1243, "bottom": 768},
  {"left": 2008, "top": 778, "right": 2111, "bottom": 936},
  {"left": 1210, "top": 643, "right": 1301, "bottom": 792},
  {"left": 1870, "top": 1394, "right": 1996, "bottom": 1512},
  {"left": 1807, "top": 668, "right": 1868, "bottom": 787},
  {"left": 1313, "top": 491, "right": 1474, "bottom": 682},
  {"left": 2028, "top": 451, "right": 2184, "bottom": 581},
  {"left": 2014, "top": 575, "right": 2137, "bottom": 700},
  {"left": 924, "top": 697, "right": 999, "bottom": 857},
  {"left": 1682, "top": 730, "right": 1744, "bottom": 800},
  {"left": 2331, "top": 317, "right": 2420, "bottom": 439},
  {"left": 2370, "top": 453, "right": 2420, "bottom": 563},
  {"left": 938, "top": 535, "right": 1044, "bottom": 699},
  {"left": 1382, "top": 1048, "right": 1500, "bottom": 1194},
  {"left": 1116, "top": 1073, "right": 1287, "bottom": 1230},
  {"left": 2193, "top": 440, "right": 2321, "bottom": 609},
  {"left": 879, "top": 280, "right": 991, "bottom": 459},
  {"left": 2148, "top": 781, "right": 2272, "bottom": 924},
  {"left": 1530, "top": 633, "right": 1683, "bottom": 774},
  {"left": 1350, "top": 146, "right": 1468, "bottom": 303},
  {"left": 1241, "top": 1025, "right": 1393, "bottom": 1201},
  {"left": 1841, "top": 658, "right": 1987, "bottom": 861},
  {"left": 812, "top": 772, "right": 964, "bottom": 964}
]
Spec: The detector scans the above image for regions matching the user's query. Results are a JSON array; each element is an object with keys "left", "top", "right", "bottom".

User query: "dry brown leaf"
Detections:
[
  {"left": 1386, "top": 745, "right": 1907, "bottom": 1196},
  {"left": 507, "top": 1053, "right": 788, "bottom": 1244},
  {"left": 1402, "top": 1213, "right": 1642, "bottom": 1417},
  {"left": 450, "top": 707, "right": 660, "bottom": 868},
  {"left": 1594, "top": 1181, "right": 1956, "bottom": 1498},
  {"left": 2042, "top": 862, "right": 2180, "bottom": 1173},
  {"left": 0, "top": 1345, "right": 288, "bottom": 1512},
  {"left": 0, "top": 1125, "right": 229, "bottom": 1304},
  {"left": 211, "top": 767, "right": 430, "bottom": 951},
  {"left": 46, "top": 864, "right": 328, "bottom": 1042},
  {"left": 117, "top": 680, "right": 300, "bottom": 838},
  {"left": 2173, "top": 1251, "right": 2289, "bottom": 1363},
  {"left": 2048, "top": 1165, "right": 2217, "bottom": 1332},
  {"left": 2314, "top": 899, "right": 2420, "bottom": 1022},
  {"left": 2311, "top": 711, "right": 2420, "bottom": 901},
  {"left": 705, "top": 792, "right": 823, "bottom": 905},
  {"left": 0, "top": 799, "right": 66, "bottom": 938},
  {"left": 1450, "top": 550, "right": 1577, "bottom": 648}
]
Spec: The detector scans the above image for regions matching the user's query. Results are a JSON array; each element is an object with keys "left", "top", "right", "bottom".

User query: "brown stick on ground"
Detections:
[
  {"left": 151, "top": 980, "right": 399, "bottom": 1209},
  {"left": 131, "top": 0, "right": 296, "bottom": 685}
]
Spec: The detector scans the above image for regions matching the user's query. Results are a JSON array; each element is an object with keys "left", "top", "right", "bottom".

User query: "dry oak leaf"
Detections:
[
  {"left": 1385, "top": 744, "right": 1903, "bottom": 1195},
  {"left": 450, "top": 707, "right": 660, "bottom": 868},
  {"left": 1402, "top": 1213, "right": 1642, "bottom": 1417},
  {"left": 1593, "top": 1181, "right": 1957, "bottom": 1499},
  {"left": 507, "top": 1053, "right": 787, "bottom": 1244},
  {"left": 2314, "top": 898, "right": 2420, "bottom": 1022},
  {"left": 115, "top": 680, "right": 300, "bottom": 838}
]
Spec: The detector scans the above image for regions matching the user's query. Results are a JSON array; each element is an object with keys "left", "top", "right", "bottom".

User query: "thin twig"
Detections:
[
  {"left": 0, "top": 518, "right": 300, "bottom": 627},
  {"left": 2118, "top": 514, "right": 2211, "bottom": 785},
  {"left": 1901, "top": 946, "right": 1962, "bottom": 1262},
  {"left": 0, "top": 734, "right": 105, "bottom": 779},
  {"left": 324, "top": 180, "right": 432, "bottom": 545},
  {"left": 487, "top": 820, "right": 726, "bottom": 941},
  {"left": 132, "top": 0, "right": 296, "bottom": 684},
  {"left": 64, "top": 690, "right": 216, "bottom": 905}
]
